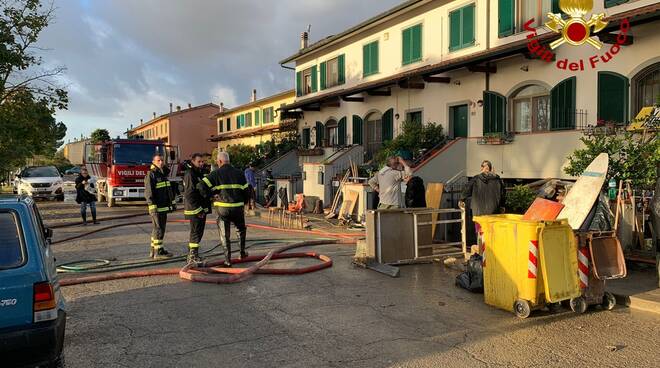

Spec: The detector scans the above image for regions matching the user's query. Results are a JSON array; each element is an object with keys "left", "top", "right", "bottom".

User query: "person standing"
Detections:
[
  {"left": 264, "top": 169, "right": 276, "bottom": 207},
  {"left": 244, "top": 162, "right": 257, "bottom": 210},
  {"left": 460, "top": 160, "right": 506, "bottom": 242},
  {"left": 368, "top": 156, "right": 412, "bottom": 209},
  {"left": 144, "top": 153, "right": 176, "bottom": 259},
  {"left": 404, "top": 174, "right": 427, "bottom": 208},
  {"left": 75, "top": 167, "right": 99, "bottom": 225},
  {"left": 183, "top": 153, "right": 211, "bottom": 264},
  {"left": 198, "top": 151, "right": 250, "bottom": 267}
]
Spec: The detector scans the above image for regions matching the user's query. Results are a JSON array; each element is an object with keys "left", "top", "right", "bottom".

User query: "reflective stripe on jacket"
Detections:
[
  {"left": 197, "top": 164, "right": 250, "bottom": 209},
  {"left": 144, "top": 165, "right": 176, "bottom": 214}
]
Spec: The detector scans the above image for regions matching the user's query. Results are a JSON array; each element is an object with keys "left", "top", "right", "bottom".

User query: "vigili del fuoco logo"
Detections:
[{"left": 525, "top": 0, "right": 630, "bottom": 71}]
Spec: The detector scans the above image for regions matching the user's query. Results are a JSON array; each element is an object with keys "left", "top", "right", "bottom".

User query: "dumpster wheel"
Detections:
[
  {"left": 601, "top": 292, "right": 616, "bottom": 311},
  {"left": 547, "top": 302, "right": 562, "bottom": 313},
  {"left": 513, "top": 299, "right": 531, "bottom": 318},
  {"left": 570, "top": 296, "right": 587, "bottom": 314}
]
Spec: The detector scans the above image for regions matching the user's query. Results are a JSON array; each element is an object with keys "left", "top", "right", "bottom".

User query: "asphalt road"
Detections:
[{"left": 41, "top": 202, "right": 660, "bottom": 368}]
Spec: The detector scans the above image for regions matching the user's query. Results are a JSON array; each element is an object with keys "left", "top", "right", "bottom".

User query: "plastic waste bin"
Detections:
[
  {"left": 573, "top": 231, "right": 626, "bottom": 313},
  {"left": 474, "top": 214, "right": 581, "bottom": 318}
]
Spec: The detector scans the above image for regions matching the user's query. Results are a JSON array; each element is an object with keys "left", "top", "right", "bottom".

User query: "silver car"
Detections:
[{"left": 14, "top": 166, "right": 65, "bottom": 201}]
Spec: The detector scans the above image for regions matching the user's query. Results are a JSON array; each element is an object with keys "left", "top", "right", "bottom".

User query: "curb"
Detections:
[{"left": 613, "top": 292, "right": 660, "bottom": 315}]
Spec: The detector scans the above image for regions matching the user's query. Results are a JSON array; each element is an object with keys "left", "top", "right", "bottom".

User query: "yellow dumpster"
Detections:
[{"left": 474, "top": 215, "right": 581, "bottom": 318}]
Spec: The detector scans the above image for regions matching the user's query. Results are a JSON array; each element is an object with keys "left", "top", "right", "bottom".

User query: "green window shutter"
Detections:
[
  {"left": 483, "top": 91, "right": 507, "bottom": 134},
  {"left": 449, "top": 9, "right": 462, "bottom": 51},
  {"left": 598, "top": 72, "right": 629, "bottom": 124},
  {"left": 462, "top": 4, "right": 475, "bottom": 48},
  {"left": 302, "top": 128, "right": 310, "bottom": 148},
  {"left": 338, "top": 54, "right": 345, "bottom": 85},
  {"left": 352, "top": 115, "right": 363, "bottom": 145},
  {"left": 255, "top": 109, "right": 260, "bottom": 125},
  {"left": 311, "top": 65, "right": 318, "bottom": 93},
  {"left": 382, "top": 108, "right": 394, "bottom": 141},
  {"left": 315, "top": 121, "right": 324, "bottom": 147},
  {"left": 371, "top": 41, "right": 379, "bottom": 74},
  {"left": 550, "top": 77, "right": 576, "bottom": 130},
  {"left": 552, "top": 0, "right": 561, "bottom": 13},
  {"left": 498, "top": 0, "right": 514, "bottom": 37},
  {"left": 226, "top": 118, "right": 231, "bottom": 131},
  {"left": 338, "top": 117, "right": 347, "bottom": 146},
  {"left": 411, "top": 24, "right": 422, "bottom": 62},
  {"left": 402, "top": 27, "right": 412, "bottom": 64},
  {"left": 605, "top": 0, "right": 629, "bottom": 8},
  {"left": 296, "top": 71, "right": 302, "bottom": 96},
  {"left": 270, "top": 107, "right": 275, "bottom": 123},
  {"left": 320, "top": 61, "right": 327, "bottom": 90}
]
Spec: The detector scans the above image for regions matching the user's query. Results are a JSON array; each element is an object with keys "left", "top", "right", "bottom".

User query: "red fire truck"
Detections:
[{"left": 83, "top": 139, "right": 182, "bottom": 207}]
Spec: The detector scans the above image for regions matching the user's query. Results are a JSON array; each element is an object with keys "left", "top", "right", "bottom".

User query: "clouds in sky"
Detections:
[{"left": 37, "top": 0, "right": 402, "bottom": 141}]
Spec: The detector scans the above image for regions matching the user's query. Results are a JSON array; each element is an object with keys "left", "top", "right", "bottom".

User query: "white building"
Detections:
[{"left": 279, "top": 0, "right": 660, "bottom": 198}]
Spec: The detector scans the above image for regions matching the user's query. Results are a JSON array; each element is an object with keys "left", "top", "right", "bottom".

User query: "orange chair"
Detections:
[{"left": 284, "top": 194, "right": 306, "bottom": 229}]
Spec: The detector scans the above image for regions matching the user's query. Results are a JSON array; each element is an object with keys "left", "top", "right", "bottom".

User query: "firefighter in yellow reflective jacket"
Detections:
[
  {"left": 197, "top": 151, "right": 250, "bottom": 267},
  {"left": 144, "top": 153, "right": 176, "bottom": 259},
  {"left": 183, "top": 153, "right": 211, "bottom": 264}
]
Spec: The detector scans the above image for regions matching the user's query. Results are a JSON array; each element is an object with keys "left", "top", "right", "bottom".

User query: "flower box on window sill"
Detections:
[
  {"left": 478, "top": 133, "right": 513, "bottom": 145},
  {"left": 298, "top": 147, "right": 325, "bottom": 156}
]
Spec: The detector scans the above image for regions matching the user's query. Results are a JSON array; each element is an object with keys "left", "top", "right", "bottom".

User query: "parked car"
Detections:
[
  {"left": 64, "top": 167, "right": 81, "bottom": 175},
  {"left": 14, "top": 166, "right": 64, "bottom": 201},
  {"left": 0, "top": 195, "right": 66, "bottom": 367}
]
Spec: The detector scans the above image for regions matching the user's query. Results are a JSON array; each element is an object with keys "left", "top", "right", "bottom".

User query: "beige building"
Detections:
[
  {"left": 280, "top": 0, "right": 660, "bottom": 183},
  {"left": 127, "top": 103, "right": 219, "bottom": 159},
  {"left": 62, "top": 139, "right": 90, "bottom": 165},
  {"left": 210, "top": 89, "right": 296, "bottom": 150}
]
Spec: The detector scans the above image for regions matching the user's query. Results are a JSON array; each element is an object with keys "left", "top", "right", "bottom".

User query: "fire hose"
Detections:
[{"left": 54, "top": 219, "right": 359, "bottom": 286}]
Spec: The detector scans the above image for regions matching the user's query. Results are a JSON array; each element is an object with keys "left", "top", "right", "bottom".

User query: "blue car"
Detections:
[{"left": 0, "top": 196, "right": 66, "bottom": 367}]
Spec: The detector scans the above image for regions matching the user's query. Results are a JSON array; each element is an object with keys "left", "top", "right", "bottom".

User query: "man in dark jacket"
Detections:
[
  {"left": 460, "top": 160, "right": 506, "bottom": 241},
  {"left": 198, "top": 151, "right": 250, "bottom": 267},
  {"left": 405, "top": 175, "right": 427, "bottom": 208},
  {"left": 183, "top": 153, "right": 211, "bottom": 264},
  {"left": 144, "top": 153, "right": 176, "bottom": 259},
  {"left": 75, "top": 167, "right": 99, "bottom": 225}
]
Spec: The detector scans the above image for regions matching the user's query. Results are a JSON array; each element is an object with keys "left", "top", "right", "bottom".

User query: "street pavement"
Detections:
[{"left": 39, "top": 202, "right": 660, "bottom": 368}]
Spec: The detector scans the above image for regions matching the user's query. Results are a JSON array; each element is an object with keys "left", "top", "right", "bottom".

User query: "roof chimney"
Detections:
[
  {"left": 153, "top": 112, "right": 156, "bottom": 119},
  {"left": 169, "top": 102, "right": 173, "bottom": 113},
  {"left": 188, "top": 103, "right": 192, "bottom": 109},
  {"left": 300, "top": 31, "right": 309, "bottom": 50},
  {"left": 251, "top": 89, "right": 257, "bottom": 102},
  {"left": 220, "top": 102, "right": 224, "bottom": 112},
  {"left": 176, "top": 105, "right": 181, "bottom": 111},
  {"left": 140, "top": 119, "right": 143, "bottom": 124}
]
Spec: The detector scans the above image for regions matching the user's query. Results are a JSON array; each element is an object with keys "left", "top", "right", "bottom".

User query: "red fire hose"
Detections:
[{"left": 59, "top": 239, "right": 355, "bottom": 287}]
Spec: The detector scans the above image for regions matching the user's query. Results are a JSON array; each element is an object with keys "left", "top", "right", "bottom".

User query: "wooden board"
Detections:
[
  {"left": 557, "top": 153, "right": 609, "bottom": 229},
  {"left": 522, "top": 198, "right": 564, "bottom": 221},
  {"left": 425, "top": 183, "right": 444, "bottom": 237},
  {"left": 338, "top": 190, "right": 359, "bottom": 219}
]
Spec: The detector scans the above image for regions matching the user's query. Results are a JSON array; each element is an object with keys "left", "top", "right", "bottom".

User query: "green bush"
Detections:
[
  {"left": 505, "top": 185, "right": 537, "bottom": 214},
  {"left": 374, "top": 120, "right": 445, "bottom": 167}
]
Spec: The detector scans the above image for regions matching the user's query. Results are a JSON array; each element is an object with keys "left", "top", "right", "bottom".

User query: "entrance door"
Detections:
[
  {"left": 450, "top": 104, "right": 468, "bottom": 138},
  {"left": 365, "top": 112, "right": 383, "bottom": 161}
]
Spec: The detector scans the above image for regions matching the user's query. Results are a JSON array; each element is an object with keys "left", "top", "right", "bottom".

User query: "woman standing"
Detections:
[{"left": 75, "top": 167, "right": 99, "bottom": 225}]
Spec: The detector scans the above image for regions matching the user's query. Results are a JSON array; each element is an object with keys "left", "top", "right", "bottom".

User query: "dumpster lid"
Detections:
[{"left": 539, "top": 225, "right": 581, "bottom": 303}]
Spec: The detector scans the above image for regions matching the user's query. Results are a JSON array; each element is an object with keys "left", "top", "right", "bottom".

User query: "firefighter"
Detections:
[
  {"left": 144, "top": 153, "right": 176, "bottom": 259},
  {"left": 197, "top": 151, "right": 250, "bottom": 267},
  {"left": 183, "top": 153, "right": 211, "bottom": 264},
  {"left": 264, "top": 169, "right": 276, "bottom": 207}
]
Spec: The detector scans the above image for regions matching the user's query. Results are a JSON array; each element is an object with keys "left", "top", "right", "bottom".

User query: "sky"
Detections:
[{"left": 37, "top": 0, "right": 403, "bottom": 143}]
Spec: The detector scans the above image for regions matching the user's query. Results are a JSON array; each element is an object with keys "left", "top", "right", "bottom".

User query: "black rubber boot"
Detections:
[
  {"left": 153, "top": 247, "right": 173, "bottom": 259},
  {"left": 186, "top": 248, "right": 203, "bottom": 266},
  {"left": 239, "top": 233, "right": 248, "bottom": 259},
  {"left": 222, "top": 242, "right": 232, "bottom": 267},
  {"left": 81, "top": 211, "right": 87, "bottom": 226}
]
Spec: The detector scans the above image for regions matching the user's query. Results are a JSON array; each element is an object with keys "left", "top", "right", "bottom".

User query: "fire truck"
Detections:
[{"left": 83, "top": 139, "right": 182, "bottom": 207}]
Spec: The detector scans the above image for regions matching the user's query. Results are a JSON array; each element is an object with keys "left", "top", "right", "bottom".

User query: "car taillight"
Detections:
[{"left": 33, "top": 282, "right": 58, "bottom": 322}]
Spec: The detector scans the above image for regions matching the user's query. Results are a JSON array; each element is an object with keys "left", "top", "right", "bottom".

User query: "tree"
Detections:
[
  {"left": 565, "top": 132, "right": 659, "bottom": 189},
  {"left": 0, "top": 0, "right": 68, "bottom": 173},
  {"left": 90, "top": 129, "right": 110, "bottom": 143}
]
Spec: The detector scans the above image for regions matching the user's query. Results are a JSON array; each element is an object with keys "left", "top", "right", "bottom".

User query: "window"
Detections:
[
  {"left": 254, "top": 109, "right": 260, "bottom": 125},
  {"left": 484, "top": 91, "right": 507, "bottom": 134},
  {"left": 237, "top": 114, "right": 244, "bottom": 129},
  {"left": 218, "top": 119, "right": 223, "bottom": 133},
  {"left": 352, "top": 115, "right": 363, "bottom": 145},
  {"left": 402, "top": 24, "right": 422, "bottom": 65},
  {"left": 363, "top": 41, "right": 379, "bottom": 77},
  {"left": 226, "top": 117, "right": 231, "bottom": 131},
  {"left": 0, "top": 211, "right": 25, "bottom": 269},
  {"left": 449, "top": 3, "right": 475, "bottom": 51},
  {"left": 499, "top": 0, "right": 558, "bottom": 37},
  {"left": 511, "top": 85, "right": 550, "bottom": 132},
  {"left": 298, "top": 66, "right": 318, "bottom": 96},
  {"left": 598, "top": 72, "right": 629, "bottom": 124},
  {"left": 315, "top": 121, "right": 324, "bottom": 147},
  {"left": 406, "top": 110, "right": 423, "bottom": 125},
  {"left": 365, "top": 112, "right": 383, "bottom": 160},
  {"left": 632, "top": 63, "right": 660, "bottom": 115},
  {"left": 263, "top": 107, "right": 274, "bottom": 124},
  {"left": 326, "top": 120, "right": 338, "bottom": 147},
  {"left": 302, "top": 128, "right": 311, "bottom": 148},
  {"left": 164, "top": 124, "right": 167, "bottom": 134},
  {"left": 245, "top": 112, "right": 252, "bottom": 128},
  {"left": 550, "top": 77, "right": 576, "bottom": 130},
  {"left": 320, "top": 55, "right": 345, "bottom": 90}
]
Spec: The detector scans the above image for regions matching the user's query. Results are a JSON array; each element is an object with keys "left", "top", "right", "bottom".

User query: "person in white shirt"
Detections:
[{"left": 368, "top": 156, "right": 412, "bottom": 209}]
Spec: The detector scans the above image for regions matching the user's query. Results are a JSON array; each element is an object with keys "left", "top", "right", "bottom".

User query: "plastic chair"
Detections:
[{"left": 284, "top": 194, "right": 306, "bottom": 229}]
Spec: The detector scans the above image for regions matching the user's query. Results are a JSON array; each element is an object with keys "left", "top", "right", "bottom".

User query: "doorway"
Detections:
[{"left": 450, "top": 104, "right": 468, "bottom": 138}]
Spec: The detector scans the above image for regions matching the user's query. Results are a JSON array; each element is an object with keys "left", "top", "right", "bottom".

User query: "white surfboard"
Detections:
[{"left": 557, "top": 153, "right": 609, "bottom": 229}]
